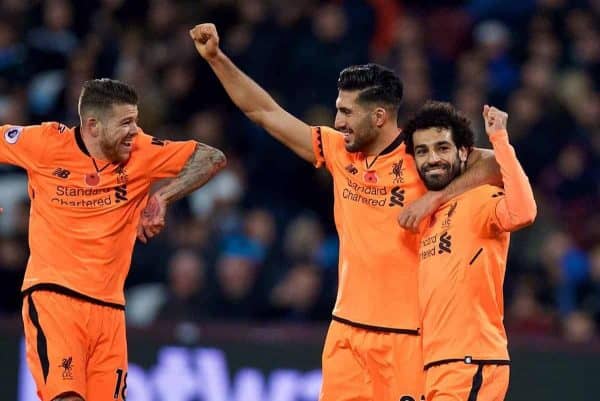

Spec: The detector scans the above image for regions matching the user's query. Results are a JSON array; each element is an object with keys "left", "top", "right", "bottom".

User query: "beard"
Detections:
[
  {"left": 99, "top": 138, "right": 122, "bottom": 162},
  {"left": 344, "top": 118, "right": 378, "bottom": 153},
  {"left": 99, "top": 128, "right": 127, "bottom": 162},
  {"left": 418, "top": 157, "right": 462, "bottom": 191}
]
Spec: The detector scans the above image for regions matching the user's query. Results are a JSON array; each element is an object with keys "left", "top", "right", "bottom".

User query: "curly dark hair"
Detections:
[
  {"left": 403, "top": 101, "right": 474, "bottom": 155},
  {"left": 337, "top": 63, "right": 403, "bottom": 115}
]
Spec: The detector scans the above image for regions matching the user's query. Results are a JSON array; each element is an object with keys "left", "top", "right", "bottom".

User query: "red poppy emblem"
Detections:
[
  {"left": 364, "top": 170, "right": 378, "bottom": 184},
  {"left": 85, "top": 173, "right": 100, "bottom": 187}
]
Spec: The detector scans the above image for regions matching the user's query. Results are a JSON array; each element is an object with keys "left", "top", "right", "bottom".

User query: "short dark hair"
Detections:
[
  {"left": 404, "top": 101, "right": 474, "bottom": 155},
  {"left": 337, "top": 63, "right": 403, "bottom": 114},
  {"left": 78, "top": 78, "right": 138, "bottom": 118}
]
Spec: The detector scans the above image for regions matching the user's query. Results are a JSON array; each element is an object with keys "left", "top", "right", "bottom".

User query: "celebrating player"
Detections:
[
  {"left": 403, "top": 102, "right": 536, "bottom": 401},
  {"left": 190, "top": 23, "right": 504, "bottom": 401},
  {"left": 1, "top": 78, "right": 226, "bottom": 401}
]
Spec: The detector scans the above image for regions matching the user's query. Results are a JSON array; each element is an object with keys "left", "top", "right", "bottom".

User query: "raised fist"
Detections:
[
  {"left": 189, "top": 23, "right": 220, "bottom": 61},
  {"left": 482, "top": 105, "right": 508, "bottom": 135}
]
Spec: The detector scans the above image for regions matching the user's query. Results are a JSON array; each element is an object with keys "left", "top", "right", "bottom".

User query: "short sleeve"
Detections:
[
  {"left": 311, "top": 126, "right": 344, "bottom": 171},
  {"left": 0, "top": 124, "right": 49, "bottom": 170},
  {"left": 136, "top": 132, "right": 197, "bottom": 180}
]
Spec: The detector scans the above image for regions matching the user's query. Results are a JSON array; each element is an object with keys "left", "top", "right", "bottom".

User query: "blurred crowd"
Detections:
[{"left": 0, "top": 0, "right": 598, "bottom": 343}]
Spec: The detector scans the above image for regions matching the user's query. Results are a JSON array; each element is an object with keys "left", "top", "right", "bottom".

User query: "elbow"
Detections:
[
  {"left": 522, "top": 200, "right": 538, "bottom": 227},
  {"left": 508, "top": 204, "right": 537, "bottom": 231},
  {"left": 517, "top": 213, "right": 536, "bottom": 229},
  {"left": 246, "top": 108, "right": 273, "bottom": 127},
  {"left": 210, "top": 147, "right": 227, "bottom": 171},
  {"left": 246, "top": 110, "right": 262, "bottom": 125}
]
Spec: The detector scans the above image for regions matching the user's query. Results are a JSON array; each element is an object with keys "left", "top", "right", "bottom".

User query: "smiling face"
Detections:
[
  {"left": 96, "top": 103, "right": 139, "bottom": 163},
  {"left": 413, "top": 127, "right": 468, "bottom": 191},
  {"left": 334, "top": 90, "right": 379, "bottom": 153}
]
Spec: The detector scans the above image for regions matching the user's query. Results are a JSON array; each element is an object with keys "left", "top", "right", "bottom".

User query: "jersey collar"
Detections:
[
  {"left": 74, "top": 126, "right": 91, "bottom": 156},
  {"left": 379, "top": 131, "right": 405, "bottom": 156}
]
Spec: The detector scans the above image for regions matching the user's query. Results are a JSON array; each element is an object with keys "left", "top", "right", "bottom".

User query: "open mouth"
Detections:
[
  {"left": 424, "top": 166, "right": 448, "bottom": 175},
  {"left": 120, "top": 137, "right": 133, "bottom": 150}
]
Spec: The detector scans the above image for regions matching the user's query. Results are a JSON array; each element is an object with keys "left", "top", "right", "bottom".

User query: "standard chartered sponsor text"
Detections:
[
  {"left": 52, "top": 185, "right": 112, "bottom": 208},
  {"left": 343, "top": 177, "right": 388, "bottom": 206}
]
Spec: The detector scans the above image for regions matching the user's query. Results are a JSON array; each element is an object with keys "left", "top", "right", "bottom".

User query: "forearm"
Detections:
[
  {"left": 208, "top": 50, "right": 280, "bottom": 123},
  {"left": 437, "top": 147, "right": 502, "bottom": 204},
  {"left": 157, "top": 143, "right": 226, "bottom": 204},
  {"left": 490, "top": 130, "right": 537, "bottom": 230},
  {"left": 206, "top": 50, "right": 314, "bottom": 163}
]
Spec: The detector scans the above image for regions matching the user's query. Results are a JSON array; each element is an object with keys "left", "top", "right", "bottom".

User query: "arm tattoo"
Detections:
[{"left": 158, "top": 143, "right": 226, "bottom": 204}]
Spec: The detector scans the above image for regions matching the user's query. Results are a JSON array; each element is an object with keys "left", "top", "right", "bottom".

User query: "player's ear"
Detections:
[
  {"left": 83, "top": 116, "right": 101, "bottom": 137},
  {"left": 373, "top": 107, "right": 386, "bottom": 128},
  {"left": 458, "top": 146, "right": 468, "bottom": 163}
]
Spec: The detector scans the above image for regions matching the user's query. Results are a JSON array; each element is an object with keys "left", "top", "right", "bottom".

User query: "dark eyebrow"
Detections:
[
  {"left": 338, "top": 107, "right": 352, "bottom": 113},
  {"left": 435, "top": 141, "right": 453, "bottom": 147}
]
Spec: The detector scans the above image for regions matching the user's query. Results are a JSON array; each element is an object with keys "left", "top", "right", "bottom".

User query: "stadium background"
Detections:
[{"left": 0, "top": 0, "right": 598, "bottom": 399}]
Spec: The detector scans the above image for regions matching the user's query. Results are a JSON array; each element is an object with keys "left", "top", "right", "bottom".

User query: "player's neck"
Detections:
[
  {"left": 363, "top": 125, "right": 401, "bottom": 156},
  {"left": 80, "top": 128, "right": 110, "bottom": 162}
]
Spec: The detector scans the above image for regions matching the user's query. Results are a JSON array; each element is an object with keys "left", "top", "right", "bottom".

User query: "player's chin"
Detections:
[
  {"left": 423, "top": 174, "right": 451, "bottom": 191},
  {"left": 116, "top": 148, "right": 132, "bottom": 162},
  {"left": 344, "top": 141, "right": 360, "bottom": 153}
]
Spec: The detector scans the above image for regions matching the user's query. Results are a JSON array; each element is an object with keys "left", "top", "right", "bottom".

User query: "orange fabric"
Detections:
[
  {"left": 425, "top": 363, "right": 509, "bottom": 401},
  {"left": 487, "top": 130, "right": 537, "bottom": 233},
  {"left": 418, "top": 185, "right": 510, "bottom": 366},
  {"left": 418, "top": 130, "right": 536, "bottom": 367},
  {"left": 312, "top": 126, "right": 426, "bottom": 330},
  {"left": 0, "top": 123, "right": 197, "bottom": 305},
  {"left": 320, "top": 320, "right": 424, "bottom": 401},
  {"left": 22, "top": 291, "right": 128, "bottom": 401}
]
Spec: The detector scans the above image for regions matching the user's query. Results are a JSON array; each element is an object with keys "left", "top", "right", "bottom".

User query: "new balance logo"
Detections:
[
  {"left": 389, "top": 186, "right": 405, "bottom": 207},
  {"left": 114, "top": 184, "right": 128, "bottom": 203},
  {"left": 438, "top": 231, "right": 452, "bottom": 254},
  {"left": 345, "top": 164, "right": 358, "bottom": 175},
  {"left": 151, "top": 137, "right": 165, "bottom": 146},
  {"left": 53, "top": 168, "right": 70, "bottom": 179}
]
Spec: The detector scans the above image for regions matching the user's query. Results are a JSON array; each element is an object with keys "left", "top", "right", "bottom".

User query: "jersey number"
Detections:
[{"left": 114, "top": 368, "right": 127, "bottom": 400}]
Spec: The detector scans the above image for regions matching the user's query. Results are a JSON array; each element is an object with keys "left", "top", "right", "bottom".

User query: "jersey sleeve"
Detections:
[
  {"left": 472, "top": 129, "right": 537, "bottom": 237},
  {"left": 0, "top": 124, "right": 50, "bottom": 170},
  {"left": 136, "top": 131, "right": 198, "bottom": 180},
  {"left": 311, "top": 126, "right": 344, "bottom": 171},
  {"left": 469, "top": 187, "right": 507, "bottom": 237}
]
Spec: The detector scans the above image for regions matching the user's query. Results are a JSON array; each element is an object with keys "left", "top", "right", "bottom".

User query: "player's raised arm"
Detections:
[
  {"left": 483, "top": 105, "right": 536, "bottom": 231},
  {"left": 137, "top": 141, "right": 226, "bottom": 243},
  {"left": 189, "top": 23, "right": 315, "bottom": 164}
]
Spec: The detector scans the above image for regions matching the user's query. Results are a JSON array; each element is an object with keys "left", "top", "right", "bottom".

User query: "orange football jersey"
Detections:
[
  {"left": 418, "top": 185, "right": 511, "bottom": 367},
  {"left": 312, "top": 126, "right": 426, "bottom": 331},
  {"left": 418, "top": 129, "right": 536, "bottom": 368},
  {"left": 0, "top": 123, "right": 196, "bottom": 305}
]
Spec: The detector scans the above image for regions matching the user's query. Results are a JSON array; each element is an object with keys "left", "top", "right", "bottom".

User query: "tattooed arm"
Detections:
[
  {"left": 156, "top": 142, "right": 227, "bottom": 203},
  {"left": 137, "top": 143, "right": 226, "bottom": 243}
]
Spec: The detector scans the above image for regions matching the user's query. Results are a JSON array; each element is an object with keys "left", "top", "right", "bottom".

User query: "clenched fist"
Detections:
[
  {"left": 189, "top": 23, "right": 220, "bottom": 61},
  {"left": 482, "top": 105, "right": 508, "bottom": 135}
]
